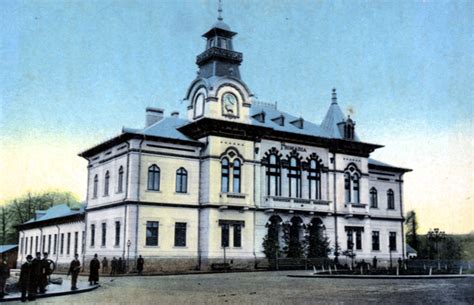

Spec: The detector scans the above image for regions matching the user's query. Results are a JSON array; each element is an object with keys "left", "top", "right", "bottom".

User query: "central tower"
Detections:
[{"left": 184, "top": 1, "right": 253, "bottom": 123}]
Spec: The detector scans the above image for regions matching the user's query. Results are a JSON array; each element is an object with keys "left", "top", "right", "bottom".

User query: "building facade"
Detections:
[{"left": 17, "top": 15, "right": 411, "bottom": 272}]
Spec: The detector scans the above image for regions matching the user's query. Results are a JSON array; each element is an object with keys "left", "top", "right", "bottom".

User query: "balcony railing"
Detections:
[
  {"left": 344, "top": 202, "right": 369, "bottom": 217},
  {"left": 219, "top": 192, "right": 248, "bottom": 207},
  {"left": 261, "top": 196, "right": 331, "bottom": 213}
]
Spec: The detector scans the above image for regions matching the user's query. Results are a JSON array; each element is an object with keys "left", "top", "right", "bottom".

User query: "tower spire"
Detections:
[
  {"left": 332, "top": 88, "right": 337, "bottom": 104},
  {"left": 218, "top": 0, "right": 223, "bottom": 21}
]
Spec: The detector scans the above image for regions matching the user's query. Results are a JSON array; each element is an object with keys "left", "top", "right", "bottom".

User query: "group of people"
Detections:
[
  {"left": 18, "top": 253, "right": 145, "bottom": 302},
  {"left": 100, "top": 255, "right": 145, "bottom": 276},
  {"left": 19, "top": 252, "right": 54, "bottom": 302}
]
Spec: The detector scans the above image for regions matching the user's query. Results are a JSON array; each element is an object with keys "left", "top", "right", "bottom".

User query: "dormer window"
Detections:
[
  {"left": 271, "top": 115, "right": 285, "bottom": 126},
  {"left": 343, "top": 116, "right": 355, "bottom": 140}
]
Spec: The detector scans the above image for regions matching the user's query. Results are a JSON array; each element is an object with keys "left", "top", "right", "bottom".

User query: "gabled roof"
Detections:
[
  {"left": 250, "top": 103, "right": 331, "bottom": 138},
  {"left": 123, "top": 117, "right": 196, "bottom": 142},
  {"left": 0, "top": 244, "right": 18, "bottom": 254},
  {"left": 369, "top": 158, "right": 412, "bottom": 173},
  {"left": 19, "top": 204, "right": 85, "bottom": 228}
]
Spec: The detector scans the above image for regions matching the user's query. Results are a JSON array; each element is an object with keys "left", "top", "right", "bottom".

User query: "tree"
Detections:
[
  {"left": 282, "top": 221, "right": 305, "bottom": 259},
  {"left": 305, "top": 223, "right": 331, "bottom": 258},
  {"left": 405, "top": 210, "right": 419, "bottom": 252},
  {"left": 262, "top": 224, "right": 281, "bottom": 260}
]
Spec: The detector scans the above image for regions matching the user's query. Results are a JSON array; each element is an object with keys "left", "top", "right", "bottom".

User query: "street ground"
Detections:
[{"left": 33, "top": 271, "right": 474, "bottom": 305}]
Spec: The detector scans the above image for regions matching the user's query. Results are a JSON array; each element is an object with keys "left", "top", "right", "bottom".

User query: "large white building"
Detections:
[{"left": 16, "top": 13, "right": 411, "bottom": 272}]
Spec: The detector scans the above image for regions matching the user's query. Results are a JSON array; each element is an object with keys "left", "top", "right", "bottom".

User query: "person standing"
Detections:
[
  {"left": 117, "top": 257, "right": 123, "bottom": 274},
  {"left": 39, "top": 252, "right": 52, "bottom": 294},
  {"left": 111, "top": 257, "right": 117, "bottom": 276},
  {"left": 19, "top": 255, "right": 33, "bottom": 302},
  {"left": 0, "top": 260, "right": 10, "bottom": 298},
  {"left": 68, "top": 254, "right": 81, "bottom": 290},
  {"left": 137, "top": 255, "right": 144, "bottom": 275},
  {"left": 372, "top": 256, "right": 378, "bottom": 269},
  {"left": 101, "top": 257, "right": 108, "bottom": 274},
  {"left": 29, "top": 252, "right": 42, "bottom": 299},
  {"left": 89, "top": 254, "right": 100, "bottom": 285}
]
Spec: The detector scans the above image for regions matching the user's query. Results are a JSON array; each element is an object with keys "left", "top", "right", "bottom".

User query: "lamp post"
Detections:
[
  {"left": 127, "top": 240, "right": 131, "bottom": 273},
  {"left": 427, "top": 228, "right": 445, "bottom": 270}
]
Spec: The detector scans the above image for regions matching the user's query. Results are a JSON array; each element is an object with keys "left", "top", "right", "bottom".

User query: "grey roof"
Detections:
[
  {"left": 368, "top": 158, "right": 412, "bottom": 172},
  {"left": 123, "top": 117, "right": 197, "bottom": 142},
  {"left": 321, "top": 102, "right": 360, "bottom": 141},
  {"left": 24, "top": 204, "right": 84, "bottom": 225},
  {"left": 212, "top": 20, "right": 231, "bottom": 31},
  {"left": 250, "top": 103, "right": 332, "bottom": 138},
  {"left": 406, "top": 244, "right": 417, "bottom": 254},
  {"left": 0, "top": 244, "right": 17, "bottom": 254}
]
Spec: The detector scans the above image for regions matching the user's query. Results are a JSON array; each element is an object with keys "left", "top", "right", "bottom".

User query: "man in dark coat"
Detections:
[
  {"left": 68, "top": 253, "right": 81, "bottom": 290},
  {"left": 372, "top": 256, "right": 378, "bottom": 269},
  {"left": 29, "top": 252, "right": 42, "bottom": 299},
  {"left": 111, "top": 257, "right": 117, "bottom": 276},
  {"left": 39, "top": 252, "right": 52, "bottom": 293},
  {"left": 117, "top": 257, "right": 123, "bottom": 274},
  {"left": 101, "top": 257, "right": 108, "bottom": 274},
  {"left": 89, "top": 254, "right": 100, "bottom": 285},
  {"left": 0, "top": 260, "right": 10, "bottom": 298},
  {"left": 137, "top": 255, "right": 144, "bottom": 275},
  {"left": 19, "top": 255, "right": 33, "bottom": 302}
]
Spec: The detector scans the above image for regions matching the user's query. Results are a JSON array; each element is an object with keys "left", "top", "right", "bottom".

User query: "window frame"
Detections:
[
  {"left": 266, "top": 154, "right": 281, "bottom": 196},
  {"left": 147, "top": 165, "right": 161, "bottom": 191},
  {"left": 387, "top": 189, "right": 395, "bottom": 209},
  {"left": 93, "top": 174, "right": 98, "bottom": 198},
  {"left": 233, "top": 224, "right": 242, "bottom": 247},
  {"left": 174, "top": 222, "right": 187, "bottom": 247},
  {"left": 175, "top": 167, "right": 188, "bottom": 193},
  {"left": 115, "top": 221, "right": 121, "bottom": 246},
  {"left": 101, "top": 223, "right": 107, "bottom": 247},
  {"left": 308, "top": 159, "right": 321, "bottom": 200},
  {"left": 118, "top": 166, "right": 124, "bottom": 193},
  {"left": 146, "top": 221, "right": 159, "bottom": 246},
  {"left": 370, "top": 187, "right": 378, "bottom": 208},
  {"left": 288, "top": 157, "right": 302, "bottom": 198},
  {"left": 221, "top": 158, "right": 230, "bottom": 193},
  {"left": 372, "top": 231, "right": 380, "bottom": 251},
  {"left": 233, "top": 159, "right": 241, "bottom": 193},
  {"left": 104, "top": 171, "right": 110, "bottom": 196}
]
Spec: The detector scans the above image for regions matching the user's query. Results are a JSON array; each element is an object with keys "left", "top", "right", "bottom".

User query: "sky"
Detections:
[{"left": 0, "top": 0, "right": 472, "bottom": 234}]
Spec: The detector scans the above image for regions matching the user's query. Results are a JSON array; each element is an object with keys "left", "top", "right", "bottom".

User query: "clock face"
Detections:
[{"left": 222, "top": 92, "right": 238, "bottom": 117}]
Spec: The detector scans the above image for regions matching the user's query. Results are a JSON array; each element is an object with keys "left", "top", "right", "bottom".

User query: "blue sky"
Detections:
[{"left": 0, "top": 0, "right": 472, "bottom": 233}]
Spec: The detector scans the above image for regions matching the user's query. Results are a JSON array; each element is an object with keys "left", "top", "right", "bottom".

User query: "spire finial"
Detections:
[
  {"left": 218, "top": 0, "right": 223, "bottom": 21},
  {"left": 332, "top": 88, "right": 337, "bottom": 104}
]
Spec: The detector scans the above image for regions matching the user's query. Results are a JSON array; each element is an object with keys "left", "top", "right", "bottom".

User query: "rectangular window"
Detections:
[
  {"left": 389, "top": 232, "right": 397, "bottom": 251},
  {"left": 35, "top": 236, "right": 38, "bottom": 253},
  {"left": 233, "top": 224, "right": 242, "bottom": 247},
  {"left": 372, "top": 231, "right": 380, "bottom": 251},
  {"left": 82, "top": 231, "right": 85, "bottom": 254},
  {"left": 20, "top": 237, "right": 24, "bottom": 255},
  {"left": 53, "top": 234, "right": 57, "bottom": 255},
  {"left": 60, "top": 234, "right": 64, "bottom": 254},
  {"left": 221, "top": 224, "right": 230, "bottom": 247},
  {"left": 42, "top": 235, "right": 45, "bottom": 253},
  {"left": 174, "top": 222, "right": 187, "bottom": 247},
  {"left": 346, "top": 230, "right": 353, "bottom": 250},
  {"left": 48, "top": 235, "right": 51, "bottom": 254},
  {"left": 101, "top": 223, "right": 107, "bottom": 246},
  {"left": 355, "top": 230, "right": 362, "bottom": 250},
  {"left": 91, "top": 224, "right": 95, "bottom": 246},
  {"left": 146, "top": 221, "right": 159, "bottom": 246},
  {"left": 25, "top": 237, "right": 28, "bottom": 255},
  {"left": 74, "top": 232, "right": 78, "bottom": 255},
  {"left": 67, "top": 233, "right": 71, "bottom": 255},
  {"left": 30, "top": 236, "right": 33, "bottom": 254},
  {"left": 115, "top": 221, "right": 121, "bottom": 246}
]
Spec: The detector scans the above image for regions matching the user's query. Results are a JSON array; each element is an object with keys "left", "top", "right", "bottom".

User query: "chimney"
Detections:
[
  {"left": 146, "top": 107, "right": 164, "bottom": 127},
  {"left": 171, "top": 111, "right": 179, "bottom": 118}
]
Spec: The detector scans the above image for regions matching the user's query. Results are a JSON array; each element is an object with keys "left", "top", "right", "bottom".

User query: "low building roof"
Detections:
[
  {"left": 0, "top": 244, "right": 18, "bottom": 254},
  {"left": 17, "top": 204, "right": 85, "bottom": 230},
  {"left": 369, "top": 158, "right": 412, "bottom": 173}
]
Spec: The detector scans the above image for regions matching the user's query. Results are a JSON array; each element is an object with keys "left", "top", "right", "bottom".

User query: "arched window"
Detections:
[
  {"left": 104, "top": 171, "right": 110, "bottom": 196},
  {"left": 147, "top": 165, "right": 160, "bottom": 191},
  {"left": 288, "top": 157, "right": 302, "bottom": 198},
  {"left": 193, "top": 93, "right": 205, "bottom": 118},
  {"left": 308, "top": 159, "right": 321, "bottom": 200},
  {"left": 266, "top": 154, "right": 281, "bottom": 196},
  {"left": 352, "top": 174, "right": 360, "bottom": 203},
  {"left": 344, "top": 173, "right": 351, "bottom": 203},
  {"left": 233, "top": 159, "right": 241, "bottom": 193},
  {"left": 176, "top": 167, "right": 188, "bottom": 193},
  {"left": 221, "top": 158, "right": 230, "bottom": 193},
  {"left": 118, "top": 166, "right": 124, "bottom": 193},
  {"left": 370, "top": 187, "right": 378, "bottom": 208},
  {"left": 93, "top": 175, "right": 98, "bottom": 198},
  {"left": 387, "top": 189, "right": 395, "bottom": 209}
]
